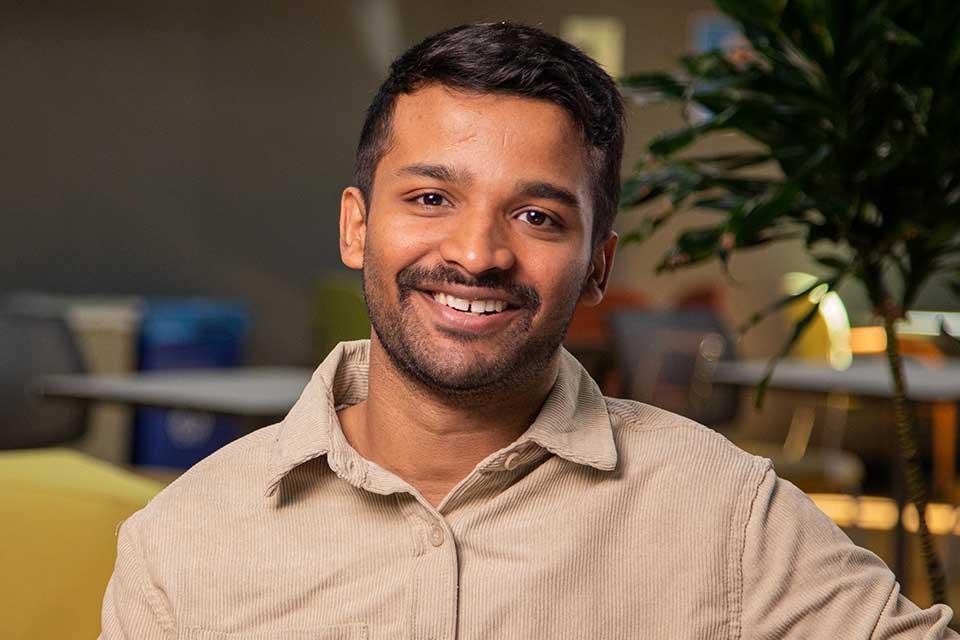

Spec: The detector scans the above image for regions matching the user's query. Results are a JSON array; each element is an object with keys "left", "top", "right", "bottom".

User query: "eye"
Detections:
[
  {"left": 518, "top": 209, "right": 556, "bottom": 227},
  {"left": 413, "top": 192, "right": 448, "bottom": 207}
]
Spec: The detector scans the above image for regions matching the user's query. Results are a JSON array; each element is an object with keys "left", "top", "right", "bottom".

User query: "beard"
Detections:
[{"left": 361, "top": 246, "right": 585, "bottom": 399}]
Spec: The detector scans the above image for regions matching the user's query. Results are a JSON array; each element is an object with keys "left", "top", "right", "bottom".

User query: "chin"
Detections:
[{"left": 408, "top": 344, "right": 511, "bottom": 389}]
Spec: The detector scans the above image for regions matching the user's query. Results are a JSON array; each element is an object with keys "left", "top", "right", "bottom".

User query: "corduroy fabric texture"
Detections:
[{"left": 100, "top": 340, "right": 957, "bottom": 639}]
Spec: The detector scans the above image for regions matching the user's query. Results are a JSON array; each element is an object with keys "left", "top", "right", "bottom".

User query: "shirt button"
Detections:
[
  {"left": 428, "top": 523, "right": 445, "bottom": 547},
  {"left": 504, "top": 452, "right": 522, "bottom": 471}
]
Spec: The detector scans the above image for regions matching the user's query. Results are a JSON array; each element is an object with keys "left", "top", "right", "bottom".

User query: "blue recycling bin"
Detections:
[{"left": 131, "top": 299, "right": 251, "bottom": 469}]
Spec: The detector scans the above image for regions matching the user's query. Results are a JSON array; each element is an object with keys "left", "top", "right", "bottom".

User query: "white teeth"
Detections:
[{"left": 432, "top": 292, "right": 508, "bottom": 314}]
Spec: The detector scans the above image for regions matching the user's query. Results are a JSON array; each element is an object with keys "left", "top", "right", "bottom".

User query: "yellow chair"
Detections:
[{"left": 0, "top": 448, "right": 165, "bottom": 640}]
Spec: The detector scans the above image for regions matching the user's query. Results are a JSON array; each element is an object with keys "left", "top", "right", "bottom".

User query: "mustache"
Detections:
[{"left": 396, "top": 264, "right": 541, "bottom": 311}]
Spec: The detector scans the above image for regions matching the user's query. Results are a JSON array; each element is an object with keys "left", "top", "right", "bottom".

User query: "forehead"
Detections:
[{"left": 380, "top": 84, "right": 591, "bottom": 186}]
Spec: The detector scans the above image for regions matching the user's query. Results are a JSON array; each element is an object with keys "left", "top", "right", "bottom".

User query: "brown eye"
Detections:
[
  {"left": 419, "top": 193, "right": 446, "bottom": 206},
  {"left": 521, "top": 210, "right": 550, "bottom": 226}
]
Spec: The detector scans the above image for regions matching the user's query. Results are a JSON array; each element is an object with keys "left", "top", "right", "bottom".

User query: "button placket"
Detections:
[{"left": 404, "top": 507, "right": 459, "bottom": 640}]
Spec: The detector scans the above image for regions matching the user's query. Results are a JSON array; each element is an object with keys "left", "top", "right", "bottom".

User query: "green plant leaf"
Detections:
[
  {"left": 879, "top": 17, "right": 923, "bottom": 48},
  {"left": 713, "top": 176, "right": 780, "bottom": 198},
  {"left": 688, "top": 152, "right": 773, "bottom": 170},
  {"left": 693, "top": 195, "right": 747, "bottom": 212},
  {"left": 620, "top": 208, "right": 680, "bottom": 245},
  {"left": 729, "top": 183, "right": 804, "bottom": 244},
  {"left": 948, "top": 279, "right": 960, "bottom": 299},
  {"left": 737, "top": 270, "right": 847, "bottom": 334},
  {"left": 924, "top": 219, "right": 960, "bottom": 252},
  {"left": 619, "top": 164, "right": 707, "bottom": 208},
  {"left": 726, "top": 145, "right": 829, "bottom": 244},
  {"left": 812, "top": 254, "right": 850, "bottom": 270},
  {"left": 654, "top": 225, "right": 727, "bottom": 272},
  {"left": 619, "top": 177, "right": 666, "bottom": 209},
  {"left": 620, "top": 72, "right": 688, "bottom": 103},
  {"left": 755, "top": 298, "right": 823, "bottom": 408},
  {"left": 648, "top": 106, "right": 738, "bottom": 157},
  {"left": 780, "top": 0, "right": 836, "bottom": 68},
  {"left": 680, "top": 51, "right": 741, "bottom": 79},
  {"left": 805, "top": 219, "right": 841, "bottom": 247}
]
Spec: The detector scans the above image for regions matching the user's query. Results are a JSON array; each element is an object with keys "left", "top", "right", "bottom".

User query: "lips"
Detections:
[
  {"left": 396, "top": 264, "right": 538, "bottom": 314},
  {"left": 415, "top": 290, "right": 522, "bottom": 337}
]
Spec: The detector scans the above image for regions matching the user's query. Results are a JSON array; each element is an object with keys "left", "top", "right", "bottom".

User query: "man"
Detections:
[{"left": 101, "top": 22, "right": 957, "bottom": 639}]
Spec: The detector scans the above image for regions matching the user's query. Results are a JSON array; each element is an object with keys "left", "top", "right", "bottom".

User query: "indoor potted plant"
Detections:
[{"left": 621, "top": 0, "right": 960, "bottom": 604}]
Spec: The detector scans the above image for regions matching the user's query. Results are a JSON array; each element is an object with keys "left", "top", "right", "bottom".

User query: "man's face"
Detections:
[{"left": 343, "top": 84, "right": 611, "bottom": 396}]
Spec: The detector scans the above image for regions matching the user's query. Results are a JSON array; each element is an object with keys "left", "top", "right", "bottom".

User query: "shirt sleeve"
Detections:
[
  {"left": 740, "top": 467, "right": 958, "bottom": 639},
  {"left": 99, "top": 512, "right": 176, "bottom": 639}
]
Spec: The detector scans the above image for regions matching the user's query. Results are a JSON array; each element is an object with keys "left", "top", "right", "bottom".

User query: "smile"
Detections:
[
  {"left": 431, "top": 291, "right": 508, "bottom": 315},
  {"left": 416, "top": 290, "right": 522, "bottom": 336}
]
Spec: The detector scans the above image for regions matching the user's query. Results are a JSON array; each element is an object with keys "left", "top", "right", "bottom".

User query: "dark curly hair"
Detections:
[{"left": 354, "top": 22, "right": 625, "bottom": 250}]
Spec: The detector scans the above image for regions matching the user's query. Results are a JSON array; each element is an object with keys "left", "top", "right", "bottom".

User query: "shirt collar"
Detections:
[{"left": 264, "top": 339, "right": 618, "bottom": 499}]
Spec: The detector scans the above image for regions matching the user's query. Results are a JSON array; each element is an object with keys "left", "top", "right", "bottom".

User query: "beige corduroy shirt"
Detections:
[{"left": 100, "top": 340, "right": 957, "bottom": 639}]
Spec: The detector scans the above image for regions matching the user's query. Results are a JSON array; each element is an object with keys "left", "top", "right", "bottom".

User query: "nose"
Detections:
[{"left": 438, "top": 209, "right": 516, "bottom": 275}]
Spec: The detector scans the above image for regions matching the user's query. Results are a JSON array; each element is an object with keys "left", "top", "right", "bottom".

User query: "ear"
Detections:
[
  {"left": 579, "top": 231, "right": 618, "bottom": 306},
  {"left": 339, "top": 187, "right": 367, "bottom": 270}
]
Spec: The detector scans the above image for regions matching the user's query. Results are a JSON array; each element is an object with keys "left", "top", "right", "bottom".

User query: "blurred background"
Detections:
[{"left": 3, "top": 1, "right": 960, "bottom": 637}]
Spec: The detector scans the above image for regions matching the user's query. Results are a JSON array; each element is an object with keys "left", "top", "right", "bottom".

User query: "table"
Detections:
[
  {"left": 714, "top": 356, "right": 960, "bottom": 580},
  {"left": 714, "top": 357, "right": 960, "bottom": 403},
  {"left": 40, "top": 367, "right": 314, "bottom": 419},
  {"left": 714, "top": 357, "right": 960, "bottom": 497}
]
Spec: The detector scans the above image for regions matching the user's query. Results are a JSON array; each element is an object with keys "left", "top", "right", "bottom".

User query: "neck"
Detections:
[{"left": 337, "top": 337, "right": 560, "bottom": 508}]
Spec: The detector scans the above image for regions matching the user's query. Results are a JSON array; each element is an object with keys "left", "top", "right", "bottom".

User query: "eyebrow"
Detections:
[
  {"left": 396, "top": 163, "right": 473, "bottom": 185},
  {"left": 516, "top": 180, "right": 580, "bottom": 210}
]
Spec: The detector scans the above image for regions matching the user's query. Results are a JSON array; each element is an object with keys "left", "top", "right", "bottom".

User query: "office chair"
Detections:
[
  {"left": 608, "top": 308, "right": 864, "bottom": 494},
  {"left": 0, "top": 311, "right": 88, "bottom": 449}
]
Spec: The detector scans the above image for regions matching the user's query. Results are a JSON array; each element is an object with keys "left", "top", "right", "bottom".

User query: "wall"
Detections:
[
  {"left": 3, "top": 2, "right": 372, "bottom": 364},
  {"left": 2, "top": 0, "right": 824, "bottom": 365}
]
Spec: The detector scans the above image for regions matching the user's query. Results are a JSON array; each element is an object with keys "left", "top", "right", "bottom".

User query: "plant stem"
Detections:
[{"left": 882, "top": 311, "right": 949, "bottom": 605}]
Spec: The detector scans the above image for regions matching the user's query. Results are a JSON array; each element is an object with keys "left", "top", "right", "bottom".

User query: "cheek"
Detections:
[
  {"left": 367, "top": 212, "right": 436, "bottom": 270},
  {"left": 522, "top": 250, "right": 590, "bottom": 310}
]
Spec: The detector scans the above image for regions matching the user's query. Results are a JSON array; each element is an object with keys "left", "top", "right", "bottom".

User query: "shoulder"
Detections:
[
  {"left": 601, "top": 397, "right": 776, "bottom": 588},
  {"left": 126, "top": 423, "right": 282, "bottom": 535},
  {"left": 604, "top": 395, "right": 771, "bottom": 495}
]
